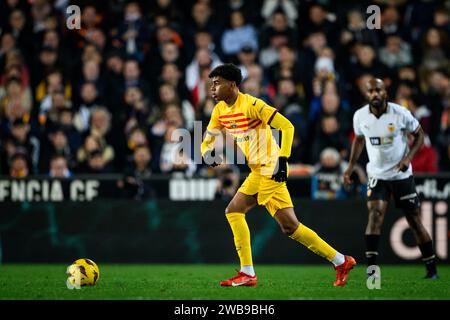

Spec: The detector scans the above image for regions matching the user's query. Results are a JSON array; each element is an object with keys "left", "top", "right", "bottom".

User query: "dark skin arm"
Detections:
[
  {"left": 396, "top": 126, "right": 424, "bottom": 172},
  {"left": 343, "top": 135, "right": 365, "bottom": 185}
]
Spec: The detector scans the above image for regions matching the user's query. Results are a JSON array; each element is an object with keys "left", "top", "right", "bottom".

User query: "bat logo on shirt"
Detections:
[{"left": 388, "top": 123, "right": 395, "bottom": 133}]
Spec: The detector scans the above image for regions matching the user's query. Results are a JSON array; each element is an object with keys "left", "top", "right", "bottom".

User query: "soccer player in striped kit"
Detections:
[{"left": 202, "top": 63, "right": 356, "bottom": 287}]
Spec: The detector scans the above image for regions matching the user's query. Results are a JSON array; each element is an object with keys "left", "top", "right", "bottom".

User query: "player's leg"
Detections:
[
  {"left": 394, "top": 177, "right": 438, "bottom": 278},
  {"left": 365, "top": 200, "right": 388, "bottom": 268},
  {"left": 268, "top": 189, "right": 355, "bottom": 287},
  {"left": 404, "top": 208, "right": 438, "bottom": 278},
  {"left": 220, "top": 191, "right": 258, "bottom": 286},
  {"left": 273, "top": 207, "right": 346, "bottom": 265},
  {"left": 365, "top": 178, "right": 390, "bottom": 269}
]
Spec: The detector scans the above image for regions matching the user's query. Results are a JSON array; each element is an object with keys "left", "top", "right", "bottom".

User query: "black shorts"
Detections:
[{"left": 367, "top": 176, "right": 421, "bottom": 210}]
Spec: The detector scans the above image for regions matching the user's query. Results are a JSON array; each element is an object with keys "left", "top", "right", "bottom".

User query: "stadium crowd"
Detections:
[{"left": 0, "top": 0, "right": 449, "bottom": 188}]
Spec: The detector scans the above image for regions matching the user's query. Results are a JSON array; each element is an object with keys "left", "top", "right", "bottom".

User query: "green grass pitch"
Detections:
[{"left": 0, "top": 264, "right": 448, "bottom": 300}]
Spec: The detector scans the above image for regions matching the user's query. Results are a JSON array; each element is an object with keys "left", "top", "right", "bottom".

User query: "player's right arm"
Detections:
[
  {"left": 201, "top": 106, "right": 223, "bottom": 167},
  {"left": 344, "top": 112, "right": 366, "bottom": 185}
]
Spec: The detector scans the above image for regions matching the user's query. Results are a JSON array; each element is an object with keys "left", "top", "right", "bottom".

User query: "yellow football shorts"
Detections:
[{"left": 237, "top": 171, "right": 294, "bottom": 216}]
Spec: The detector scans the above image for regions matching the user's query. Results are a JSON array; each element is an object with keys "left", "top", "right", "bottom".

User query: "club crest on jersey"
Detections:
[
  {"left": 229, "top": 120, "right": 237, "bottom": 129},
  {"left": 388, "top": 123, "right": 395, "bottom": 133}
]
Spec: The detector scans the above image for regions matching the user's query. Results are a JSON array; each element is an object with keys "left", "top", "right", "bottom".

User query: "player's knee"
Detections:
[
  {"left": 224, "top": 205, "right": 233, "bottom": 215},
  {"left": 225, "top": 203, "right": 242, "bottom": 215},
  {"left": 369, "top": 209, "right": 384, "bottom": 225},
  {"left": 279, "top": 222, "right": 298, "bottom": 236}
]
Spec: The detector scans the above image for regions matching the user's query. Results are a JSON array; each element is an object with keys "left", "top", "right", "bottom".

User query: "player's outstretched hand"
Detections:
[
  {"left": 343, "top": 167, "right": 353, "bottom": 185},
  {"left": 272, "top": 157, "right": 288, "bottom": 182},
  {"left": 203, "top": 149, "right": 222, "bottom": 167},
  {"left": 396, "top": 156, "right": 411, "bottom": 172}
]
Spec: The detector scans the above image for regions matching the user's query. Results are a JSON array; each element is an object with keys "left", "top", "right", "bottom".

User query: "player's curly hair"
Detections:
[{"left": 209, "top": 63, "right": 242, "bottom": 86}]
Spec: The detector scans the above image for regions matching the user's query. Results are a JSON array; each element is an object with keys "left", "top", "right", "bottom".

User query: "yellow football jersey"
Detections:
[{"left": 202, "top": 92, "right": 284, "bottom": 175}]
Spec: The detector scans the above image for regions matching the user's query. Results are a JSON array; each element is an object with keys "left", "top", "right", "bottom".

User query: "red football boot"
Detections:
[
  {"left": 220, "top": 271, "right": 257, "bottom": 287},
  {"left": 333, "top": 256, "right": 356, "bottom": 287}
]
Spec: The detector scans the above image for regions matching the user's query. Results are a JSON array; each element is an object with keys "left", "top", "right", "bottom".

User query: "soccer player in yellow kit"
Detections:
[{"left": 201, "top": 64, "right": 356, "bottom": 287}]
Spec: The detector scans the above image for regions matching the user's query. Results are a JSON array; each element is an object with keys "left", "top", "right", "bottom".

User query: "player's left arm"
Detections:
[
  {"left": 201, "top": 106, "right": 223, "bottom": 167},
  {"left": 396, "top": 110, "right": 424, "bottom": 172},
  {"left": 252, "top": 99, "right": 294, "bottom": 181}
]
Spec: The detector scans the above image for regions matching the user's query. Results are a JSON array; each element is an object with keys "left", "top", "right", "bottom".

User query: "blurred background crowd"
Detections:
[{"left": 0, "top": 0, "right": 449, "bottom": 198}]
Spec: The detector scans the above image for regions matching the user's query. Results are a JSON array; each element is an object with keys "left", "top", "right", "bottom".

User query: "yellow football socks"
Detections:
[
  {"left": 226, "top": 213, "right": 253, "bottom": 266},
  {"left": 289, "top": 223, "right": 337, "bottom": 262}
]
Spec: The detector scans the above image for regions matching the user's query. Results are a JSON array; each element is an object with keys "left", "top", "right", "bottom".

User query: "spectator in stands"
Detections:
[
  {"left": 102, "top": 53, "right": 123, "bottom": 113},
  {"left": 122, "top": 86, "right": 153, "bottom": 132},
  {"left": 301, "top": 3, "right": 337, "bottom": 48},
  {"left": 76, "top": 59, "right": 104, "bottom": 104},
  {"left": 185, "top": 1, "right": 221, "bottom": 48},
  {"left": 436, "top": 107, "right": 450, "bottom": 171},
  {"left": 80, "top": 149, "right": 112, "bottom": 174},
  {"left": 57, "top": 106, "right": 82, "bottom": 153},
  {"left": 419, "top": 27, "right": 450, "bottom": 73},
  {"left": 410, "top": 135, "right": 439, "bottom": 174},
  {"left": 124, "top": 126, "right": 150, "bottom": 167},
  {"left": 0, "top": 76, "right": 32, "bottom": 121},
  {"left": 115, "top": 1, "right": 149, "bottom": 62},
  {"left": 236, "top": 45, "right": 258, "bottom": 81},
  {"left": 379, "top": 34, "right": 413, "bottom": 70},
  {"left": 433, "top": 6, "right": 450, "bottom": 35},
  {"left": 8, "top": 117, "right": 40, "bottom": 173},
  {"left": 33, "top": 45, "right": 60, "bottom": 87},
  {"left": 77, "top": 134, "right": 114, "bottom": 173},
  {"left": 310, "top": 91, "right": 351, "bottom": 135},
  {"left": 185, "top": 47, "right": 221, "bottom": 106},
  {"left": 6, "top": 9, "right": 33, "bottom": 65},
  {"left": 425, "top": 69, "right": 450, "bottom": 144},
  {"left": 378, "top": 5, "right": 407, "bottom": 44},
  {"left": 49, "top": 154, "right": 72, "bottom": 178},
  {"left": 0, "top": 33, "right": 17, "bottom": 68},
  {"left": 261, "top": 0, "right": 298, "bottom": 27},
  {"left": 348, "top": 43, "right": 389, "bottom": 83},
  {"left": 189, "top": 30, "right": 220, "bottom": 64},
  {"left": 89, "top": 106, "right": 113, "bottom": 143},
  {"left": 159, "top": 62, "right": 189, "bottom": 102},
  {"left": 159, "top": 125, "right": 196, "bottom": 177},
  {"left": 339, "top": 9, "right": 378, "bottom": 49},
  {"left": 311, "top": 115, "right": 349, "bottom": 163},
  {"left": 40, "top": 126, "right": 75, "bottom": 173},
  {"left": 214, "top": 164, "right": 240, "bottom": 200},
  {"left": 158, "top": 41, "right": 184, "bottom": 74},
  {"left": 221, "top": 10, "right": 258, "bottom": 62},
  {"left": 123, "top": 58, "right": 152, "bottom": 103},
  {"left": 268, "top": 44, "right": 302, "bottom": 88},
  {"left": 9, "top": 151, "right": 29, "bottom": 178},
  {"left": 273, "top": 77, "right": 306, "bottom": 131},
  {"left": 73, "top": 82, "right": 100, "bottom": 133},
  {"left": 259, "top": 9, "right": 297, "bottom": 68},
  {"left": 119, "top": 144, "right": 155, "bottom": 200},
  {"left": 241, "top": 77, "right": 273, "bottom": 106},
  {"left": 196, "top": 96, "right": 215, "bottom": 128},
  {"left": 158, "top": 83, "right": 195, "bottom": 131},
  {"left": 311, "top": 147, "right": 366, "bottom": 199}
]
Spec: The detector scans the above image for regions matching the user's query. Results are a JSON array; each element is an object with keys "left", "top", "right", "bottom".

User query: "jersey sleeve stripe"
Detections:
[
  {"left": 267, "top": 110, "right": 278, "bottom": 125},
  {"left": 249, "top": 120, "right": 262, "bottom": 129}
]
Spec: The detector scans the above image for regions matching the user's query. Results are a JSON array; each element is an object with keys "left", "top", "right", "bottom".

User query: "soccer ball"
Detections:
[{"left": 66, "top": 258, "right": 100, "bottom": 288}]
